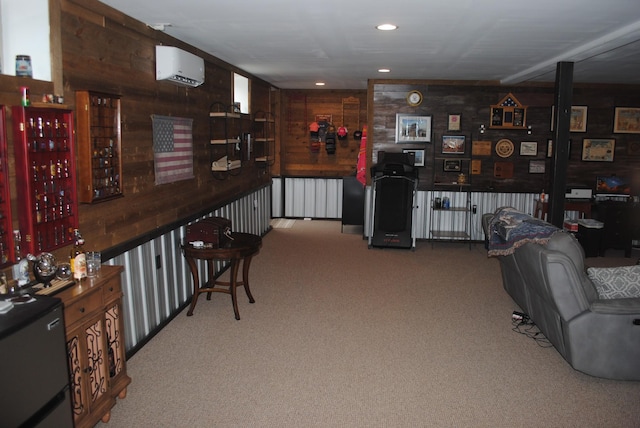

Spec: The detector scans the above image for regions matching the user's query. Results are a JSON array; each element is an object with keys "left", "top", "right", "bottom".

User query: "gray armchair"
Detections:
[{"left": 485, "top": 210, "right": 640, "bottom": 380}]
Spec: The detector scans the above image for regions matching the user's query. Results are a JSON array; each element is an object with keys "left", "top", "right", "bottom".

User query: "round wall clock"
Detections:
[
  {"left": 407, "top": 90, "right": 423, "bottom": 107},
  {"left": 495, "top": 139, "right": 514, "bottom": 158}
]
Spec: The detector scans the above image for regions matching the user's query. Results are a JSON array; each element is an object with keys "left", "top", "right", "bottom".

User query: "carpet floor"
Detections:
[{"left": 99, "top": 220, "right": 640, "bottom": 428}]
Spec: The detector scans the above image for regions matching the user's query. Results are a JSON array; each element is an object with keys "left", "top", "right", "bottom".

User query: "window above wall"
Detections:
[
  {"left": 0, "top": 0, "right": 51, "bottom": 80},
  {"left": 233, "top": 73, "right": 249, "bottom": 114}
]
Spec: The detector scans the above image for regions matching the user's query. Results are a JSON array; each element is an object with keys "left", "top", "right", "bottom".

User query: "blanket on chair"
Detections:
[{"left": 487, "top": 207, "right": 560, "bottom": 257}]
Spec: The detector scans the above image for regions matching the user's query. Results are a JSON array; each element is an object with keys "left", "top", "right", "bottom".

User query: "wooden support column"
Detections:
[{"left": 549, "top": 62, "right": 574, "bottom": 228}]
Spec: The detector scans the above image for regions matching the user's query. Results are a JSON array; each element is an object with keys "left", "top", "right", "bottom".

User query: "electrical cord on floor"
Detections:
[{"left": 511, "top": 314, "right": 553, "bottom": 348}]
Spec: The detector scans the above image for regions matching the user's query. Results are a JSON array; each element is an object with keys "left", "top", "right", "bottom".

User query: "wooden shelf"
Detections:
[{"left": 209, "top": 111, "right": 242, "bottom": 118}]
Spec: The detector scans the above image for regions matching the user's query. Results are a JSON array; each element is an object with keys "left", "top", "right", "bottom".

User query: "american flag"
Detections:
[{"left": 152, "top": 115, "right": 194, "bottom": 185}]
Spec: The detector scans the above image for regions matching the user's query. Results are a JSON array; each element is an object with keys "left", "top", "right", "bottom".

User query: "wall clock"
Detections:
[{"left": 407, "top": 90, "right": 423, "bottom": 107}]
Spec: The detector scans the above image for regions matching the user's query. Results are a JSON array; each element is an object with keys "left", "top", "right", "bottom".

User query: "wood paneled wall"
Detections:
[
  {"left": 0, "top": 0, "right": 274, "bottom": 266},
  {"left": 368, "top": 80, "right": 640, "bottom": 193},
  {"left": 1, "top": 0, "right": 639, "bottom": 269},
  {"left": 278, "top": 90, "right": 367, "bottom": 177}
]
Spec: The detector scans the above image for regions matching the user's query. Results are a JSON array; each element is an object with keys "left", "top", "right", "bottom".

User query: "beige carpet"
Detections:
[{"left": 100, "top": 220, "right": 640, "bottom": 428}]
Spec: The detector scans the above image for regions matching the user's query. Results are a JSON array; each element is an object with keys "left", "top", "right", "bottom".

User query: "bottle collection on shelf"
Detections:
[
  {"left": 28, "top": 116, "right": 70, "bottom": 152},
  {"left": 20, "top": 110, "right": 77, "bottom": 252},
  {"left": 91, "top": 139, "right": 121, "bottom": 199}
]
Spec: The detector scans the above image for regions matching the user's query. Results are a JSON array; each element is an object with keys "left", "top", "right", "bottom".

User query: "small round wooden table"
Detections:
[{"left": 181, "top": 232, "right": 262, "bottom": 320}]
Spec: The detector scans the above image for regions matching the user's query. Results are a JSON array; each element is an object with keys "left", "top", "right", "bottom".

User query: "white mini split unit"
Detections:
[{"left": 155, "top": 45, "right": 205, "bottom": 88}]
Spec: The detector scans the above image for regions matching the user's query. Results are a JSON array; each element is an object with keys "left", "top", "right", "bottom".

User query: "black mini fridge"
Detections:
[
  {"left": 0, "top": 296, "right": 73, "bottom": 427},
  {"left": 368, "top": 151, "right": 418, "bottom": 250}
]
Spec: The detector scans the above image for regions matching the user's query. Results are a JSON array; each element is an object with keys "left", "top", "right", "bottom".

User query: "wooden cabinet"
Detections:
[
  {"left": 0, "top": 106, "right": 15, "bottom": 266},
  {"left": 75, "top": 91, "right": 123, "bottom": 203},
  {"left": 55, "top": 265, "right": 130, "bottom": 428},
  {"left": 12, "top": 105, "right": 79, "bottom": 255}
]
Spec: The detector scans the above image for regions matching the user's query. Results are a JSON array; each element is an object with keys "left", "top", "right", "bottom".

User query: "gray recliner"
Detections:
[{"left": 484, "top": 211, "right": 640, "bottom": 380}]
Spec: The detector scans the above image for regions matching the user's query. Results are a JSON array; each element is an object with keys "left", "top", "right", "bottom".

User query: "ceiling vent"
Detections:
[{"left": 155, "top": 45, "right": 204, "bottom": 88}]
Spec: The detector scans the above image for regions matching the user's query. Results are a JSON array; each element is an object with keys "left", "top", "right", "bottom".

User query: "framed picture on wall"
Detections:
[
  {"left": 550, "top": 106, "right": 588, "bottom": 132},
  {"left": 441, "top": 135, "right": 466, "bottom": 154},
  {"left": 529, "top": 160, "right": 546, "bottom": 173},
  {"left": 613, "top": 107, "right": 640, "bottom": 133},
  {"left": 402, "top": 149, "right": 425, "bottom": 166},
  {"left": 443, "top": 159, "right": 461, "bottom": 172},
  {"left": 582, "top": 138, "right": 615, "bottom": 162},
  {"left": 520, "top": 141, "right": 538, "bottom": 156},
  {"left": 570, "top": 106, "right": 588, "bottom": 132},
  {"left": 447, "top": 114, "right": 461, "bottom": 131},
  {"left": 395, "top": 114, "right": 432, "bottom": 143}
]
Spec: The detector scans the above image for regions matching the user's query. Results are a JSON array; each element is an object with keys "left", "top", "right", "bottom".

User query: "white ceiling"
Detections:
[{"left": 99, "top": 0, "right": 640, "bottom": 89}]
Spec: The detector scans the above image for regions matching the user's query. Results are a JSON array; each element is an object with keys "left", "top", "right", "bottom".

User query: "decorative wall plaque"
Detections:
[
  {"left": 494, "top": 161, "right": 514, "bottom": 178},
  {"left": 495, "top": 139, "right": 514, "bottom": 158},
  {"left": 472, "top": 140, "right": 492, "bottom": 156},
  {"left": 471, "top": 159, "right": 482, "bottom": 175}
]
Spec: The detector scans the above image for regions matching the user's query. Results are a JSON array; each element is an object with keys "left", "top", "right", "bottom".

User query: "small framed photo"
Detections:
[
  {"left": 570, "top": 106, "right": 588, "bottom": 132},
  {"left": 441, "top": 135, "right": 465, "bottom": 154},
  {"left": 582, "top": 138, "right": 615, "bottom": 162},
  {"left": 447, "top": 114, "right": 461, "bottom": 131},
  {"left": 402, "top": 149, "right": 425, "bottom": 167},
  {"left": 520, "top": 141, "right": 538, "bottom": 156},
  {"left": 613, "top": 107, "right": 640, "bottom": 133},
  {"left": 529, "top": 160, "right": 546, "bottom": 174},
  {"left": 443, "top": 159, "right": 461, "bottom": 172},
  {"left": 395, "top": 114, "right": 432, "bottom": 143}
]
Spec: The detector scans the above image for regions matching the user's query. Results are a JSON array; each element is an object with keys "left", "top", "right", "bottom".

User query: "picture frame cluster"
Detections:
[{"left": 391, "top": 102, "right": 636, "bottom": 176}]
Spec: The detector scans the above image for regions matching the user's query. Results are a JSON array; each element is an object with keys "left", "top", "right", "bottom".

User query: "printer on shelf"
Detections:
[{"left": 565, "top": 188, "right": 592, "bottom": 200}]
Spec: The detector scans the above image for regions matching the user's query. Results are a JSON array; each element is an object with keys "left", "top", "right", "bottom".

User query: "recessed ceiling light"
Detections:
[
  {"left": 376, "top": 24, "right": 397, "bottom": 31},
  {"left": 315, "top": 82, "right": 325, "bottom": 86},
  {"left": 378, "top": 68, "right": 391, "bottom": 73}
]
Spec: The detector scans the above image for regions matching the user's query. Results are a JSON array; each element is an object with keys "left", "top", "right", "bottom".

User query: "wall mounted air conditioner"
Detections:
[{"left": 155, "top": 45, "right": 204, "bottom": 88}]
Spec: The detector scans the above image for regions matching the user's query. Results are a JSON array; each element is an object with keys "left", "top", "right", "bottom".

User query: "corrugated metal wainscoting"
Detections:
[
  {"left": 366, "top": 189, "right": 539, "bottom": 241},
  {"left": 272, "top": 177, "right": 542, "bottom": 242},
  {"left": 103, "top": 185, "right": 271, "bottom": 354},
  {"left": 271, "top": 176, "right": 342, "bottom": 219}
]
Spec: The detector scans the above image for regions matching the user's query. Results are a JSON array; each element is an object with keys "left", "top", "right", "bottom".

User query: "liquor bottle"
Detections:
[{"left": 71, "top": 229, "right": 86, "bottom": 280}]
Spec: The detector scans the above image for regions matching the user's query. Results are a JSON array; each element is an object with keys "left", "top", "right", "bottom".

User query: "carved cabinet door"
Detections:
[{"left": 66, "top": 311, "right": 114, "bottom": 427}]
